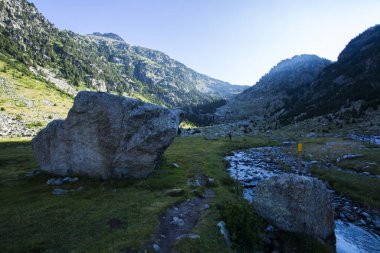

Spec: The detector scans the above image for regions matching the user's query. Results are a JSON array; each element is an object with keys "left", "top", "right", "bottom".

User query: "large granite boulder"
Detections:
[
  {"left": 32, "top": 91, "right": 181, "bottom": 179},
  {"left": 253, "top": 174, "right": 334, "bottom": 239}
]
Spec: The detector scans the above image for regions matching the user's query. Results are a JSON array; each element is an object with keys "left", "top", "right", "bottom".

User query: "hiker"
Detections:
[{"left": 227, "top": 132, "right": 232, "bottom": 141}]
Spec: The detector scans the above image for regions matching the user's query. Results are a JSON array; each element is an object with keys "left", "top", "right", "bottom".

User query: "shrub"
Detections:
[
  {"left": 221, "top": 175, "right": 235, "bottom": 186},
  {"left": 27, "top": 121, "right": 43, "bottom": 128},
  {"left": 220, "top": 200, "right": 266, "bottom": 251},
  {"left": 0, "top": 107, "right": 5, "bottom": 111}
]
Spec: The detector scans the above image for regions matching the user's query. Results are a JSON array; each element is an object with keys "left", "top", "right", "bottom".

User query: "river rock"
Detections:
[
  {"left": 32, "top": 91, "right": 181, "bottom": 179},
  {"left": 171, "top": 216, "right": 185, "bottom": 226},
  {"left": 253, "top": 174, "right": 334, "bottom": 239}
]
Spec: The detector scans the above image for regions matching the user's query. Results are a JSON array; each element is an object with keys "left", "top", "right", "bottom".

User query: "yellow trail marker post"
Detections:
[
  {"left": 297, "top": 143, "right": 303, "bottom": 175},
  {"left": 298, "top": 143, "right": 303, "bottom": 153}
]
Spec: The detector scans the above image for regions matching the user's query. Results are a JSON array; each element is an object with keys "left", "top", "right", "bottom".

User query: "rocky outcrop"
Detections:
[
  {"left": 253, "top": 174, "right": 334, "bottom": 239},
  {"left": 0, "top": 113, "right": 38, "bottom": 137},
  {"left": 29, "top": 67, "right": 77, "bottom": 95},
  {"left": 32, "top": 91, "right": 181, "bottom": 179}
]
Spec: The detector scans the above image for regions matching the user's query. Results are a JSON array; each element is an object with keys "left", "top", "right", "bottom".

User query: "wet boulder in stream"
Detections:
[{"left": 253, "top": 174, "right": 334, "bottom": 239}]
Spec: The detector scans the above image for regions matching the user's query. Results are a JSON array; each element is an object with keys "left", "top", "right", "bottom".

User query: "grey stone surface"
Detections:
[
  {"left": 33, "top": 91, "right": 181, "bottom": 179},
  {"left": 47, "top": 178, "right": 64, "bottom": 186},
  {"left": 171, "top": 216, "right": 185, "bottom": 226},
  {"left": 47, "top": 177, "right": 79, "bottom": 185},
  {"left": 171, "top": 162, "right": 180, "bottom": 168},
  {"left": 175, "top": 233, "right": 200, "bottom": 240},
  {"left": 52, "top": 188, "right": 68, "bottom": 195},
  {"left": 152, "top": 243, "right": 161, "bottom": 252},
  {"left": 217, "top": 221, "right": 231, "bottom": 248},
  {"left": 253, "top": 174, "right": 335, "bottom": 239}
]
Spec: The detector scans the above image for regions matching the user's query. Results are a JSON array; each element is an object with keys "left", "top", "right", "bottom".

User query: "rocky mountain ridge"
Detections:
[
  {"left": 280, "top": 24, "right": 380, "bottom": 124},
  {"left": 216, "top": 25, "right": 380, "bottom": 126},
  {"left": 0, "top": 0, "right": 246, "bottom": 108},
  {"left": 216, "top": 54, "right": 331, "bottom": 122}
]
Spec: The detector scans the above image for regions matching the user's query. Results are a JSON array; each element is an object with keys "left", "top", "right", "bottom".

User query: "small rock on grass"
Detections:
[
  {"left": 171, "top": 162, "right": 180, "bottom": 168},
  {"left": 336, "top": 154, "right": 364, "bottom": 163},
  {"left": 217, "top": 221, "right": 231, "bottom": 248},
  {"left": 47, "top": 178, "right": 64, "bottom": 186},
  {"left": 176, "top": 233, "right": 200, "bottom": 240},
  {"left": 47, "top": 177, "right": 79, "bottom": 186},
  {"left": 26, "top": 168, "right": 40, "bottom": 177},
  {"left": 165, "top": 188, "right": 185, "bottom": 197},
  {"left": 63, "top": 177, "right": 79, "bottom": 183},
  {"left": 152, "top": 243, "right": 161, "bottom": 252},
  {"left": 52, "top": 188, "right": 68, "bottom": 195}
]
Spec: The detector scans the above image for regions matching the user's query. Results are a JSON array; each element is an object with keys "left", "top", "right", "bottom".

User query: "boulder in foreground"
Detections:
[
  {"left": 32, "top": 91, "right": 181, "bottom": 179},
  {"left": 253, "top": 174, "right": 334, "bottom": 239}
]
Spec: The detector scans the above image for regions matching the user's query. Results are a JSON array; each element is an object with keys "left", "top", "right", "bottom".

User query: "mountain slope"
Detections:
[
  {"left": 216, "top": 55, "right": 331, "bottom": 121},
  {"left": 0, "top": 0, "right": 245, "bottom": 108},
  {"left": 0, "top": 53, "right": 73, "bottom": 137},
  {"left": 280, "top": 25, "right": 380, "bottom": 124}
]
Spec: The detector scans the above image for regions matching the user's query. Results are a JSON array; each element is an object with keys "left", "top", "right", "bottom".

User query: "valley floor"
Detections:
[
  {"left": 0, "top": 135, "right": 273, "bottom": 252},
  {"left": 1, "top": 132, "right": 379, "bottom": 252}
]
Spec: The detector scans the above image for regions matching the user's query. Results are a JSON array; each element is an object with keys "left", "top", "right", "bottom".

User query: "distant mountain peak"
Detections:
[
  {"left": 254, "top": 54, "right": 331, "bottom": 88},
  {"left": 215, "top": 54, "right": 331, "bottom": 121},
  {"left": 91, "top": 32, "right": 125, "bottom": 42},
  {"left": 265, "top": 54, "right": 331, "bottom": 77}
]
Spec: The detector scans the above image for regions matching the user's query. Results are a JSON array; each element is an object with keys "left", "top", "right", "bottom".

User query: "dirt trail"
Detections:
[{"left": 152, "top": 188, "right": 215, "bottom": 253}]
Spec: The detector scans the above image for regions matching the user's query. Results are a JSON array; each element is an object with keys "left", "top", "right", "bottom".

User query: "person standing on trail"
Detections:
[{"left": 227, "top": 132, "right": 232, "bottom": 141}]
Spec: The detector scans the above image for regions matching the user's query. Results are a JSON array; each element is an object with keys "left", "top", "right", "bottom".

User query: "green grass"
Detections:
[
  {"left": 0, "top": 135, "right": 276, "bottom": 253},
  {"left": 0, "top": 54, "right": 74, "bottom": 126},
  {"left": 311, "top": 167, "right": 380, "bottom": 208},
  {"left": 128, "top": 92, "right": 167, "bottom": 107},
  {"left": 284, "top": 137, "right": 380, "bottom": 176},
  {"left": 0, "top": 137, "right": 36, "bottom": 180},
  {"left": 219, "top": 200, "right": 266, "bottom": 251},
  {"left": 26, "top": 121, "right": 44, "bottom": 129},
  {"left": 289, "top": 137, "right": 362, "bottom": 163},
  {"left": 336, "top": 148, "right": 380, "bottom": 176}
]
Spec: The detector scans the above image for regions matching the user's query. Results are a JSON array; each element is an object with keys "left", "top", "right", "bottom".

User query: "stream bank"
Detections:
[{"left": 225, "top": 146, "right": 380, "bottom": 253}]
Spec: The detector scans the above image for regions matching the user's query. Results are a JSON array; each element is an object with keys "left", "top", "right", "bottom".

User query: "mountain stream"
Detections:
[{"left": 225, "top": 147, "right": 380, "bottom": 253}]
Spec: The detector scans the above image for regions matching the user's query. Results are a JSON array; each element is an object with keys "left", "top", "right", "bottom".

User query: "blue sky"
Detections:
[{"left": 29, "top": 0, "right": 380, "bottom": 85}]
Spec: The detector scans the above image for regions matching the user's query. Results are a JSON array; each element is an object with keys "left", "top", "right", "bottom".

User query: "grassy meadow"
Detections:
[
  {"left": 1, "top": 132, "right": 377, "bottom": 252},
  {"left": 0, "top": 54, "right": 74, "bottom": 127},
  {"left": 282, "top": 136, "right": 380, "bottom": 208},
  {"left": 0, "top": 136, "right": 275, "bottom": 252}
]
